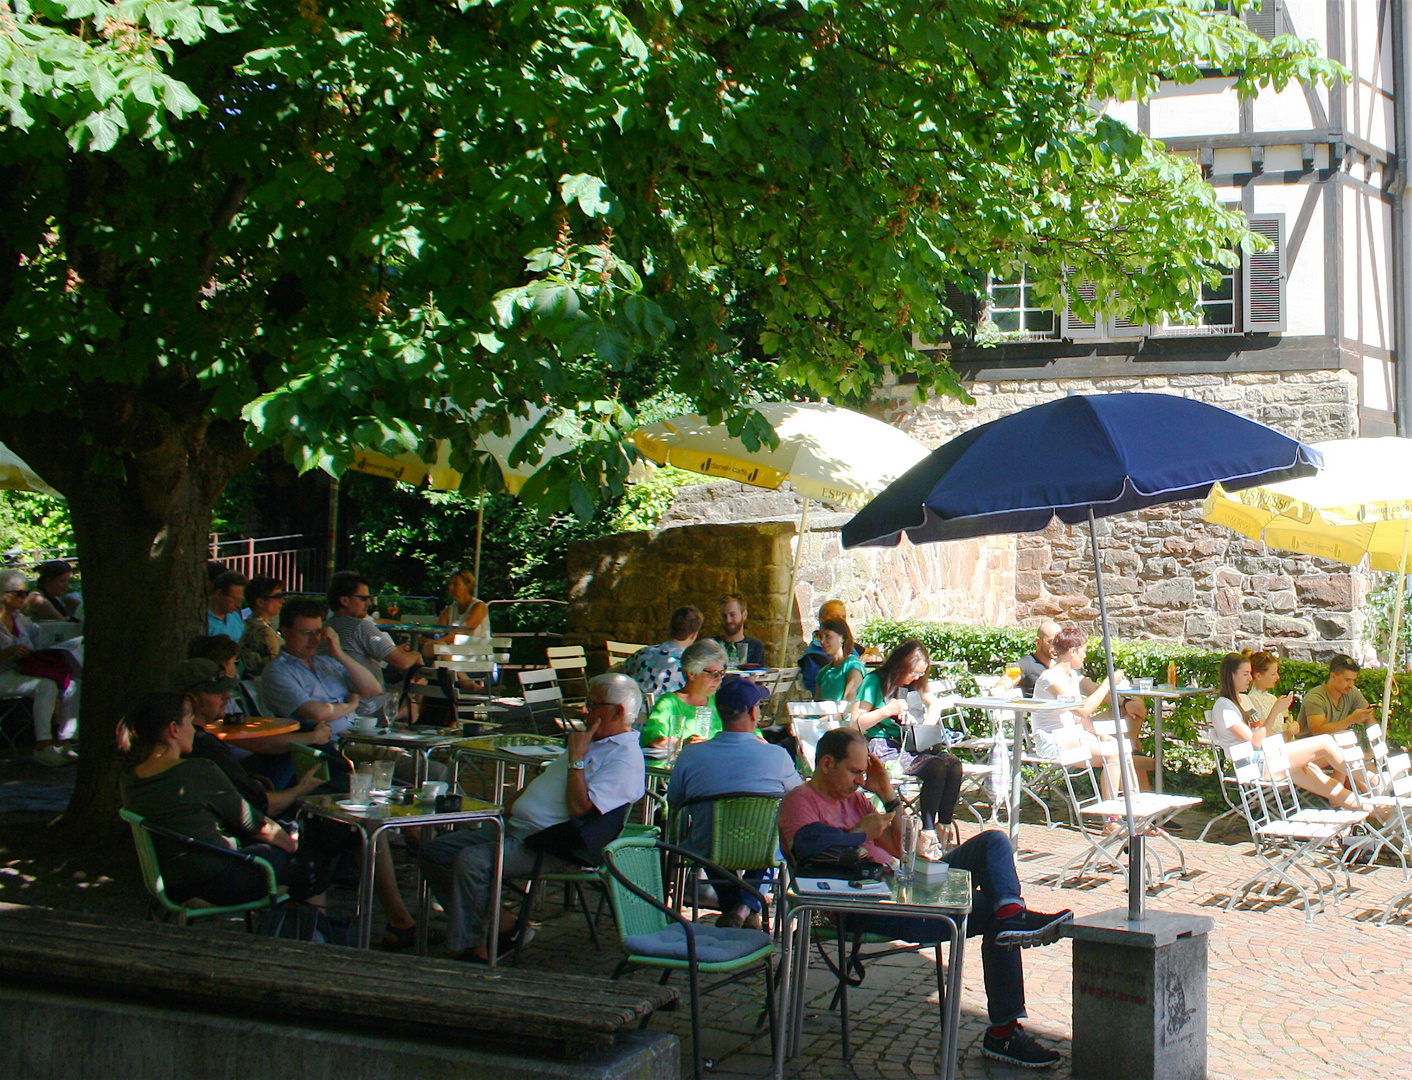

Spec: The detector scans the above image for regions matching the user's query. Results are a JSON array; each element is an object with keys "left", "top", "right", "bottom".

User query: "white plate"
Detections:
[{"left": 337, "top": 799, "right": 373, "bottom": 812}]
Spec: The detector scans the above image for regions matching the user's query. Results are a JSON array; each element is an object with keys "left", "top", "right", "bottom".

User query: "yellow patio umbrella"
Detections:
[
  {"left": 1202, "top": 436, "right": 1412, "bottom": 723},
  {"left": 0, "top": 441, "right": 60, "bottom": 497},
  {"left": 632, "top": 401, "right": 931, "bottom": 661},
  {"left": 347, "top": 404, "right": 575, "bottom": 579}
]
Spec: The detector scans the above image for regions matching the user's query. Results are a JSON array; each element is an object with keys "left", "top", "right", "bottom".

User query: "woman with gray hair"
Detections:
[
  {"left": 639, "top": 638, "right": 727, "bottom": 751},
  {"left": 0, "top": 569, "right": 81, "bottom": 766}
]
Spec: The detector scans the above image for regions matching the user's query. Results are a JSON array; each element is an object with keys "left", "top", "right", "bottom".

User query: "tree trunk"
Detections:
[{"left": 1, "top": 408, "right": 250, "bottom": 848}]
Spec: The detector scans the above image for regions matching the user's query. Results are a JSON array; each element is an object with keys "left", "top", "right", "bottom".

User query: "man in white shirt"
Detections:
[{"left": 419, "top": 673, "right": 646, "bottom": 961}]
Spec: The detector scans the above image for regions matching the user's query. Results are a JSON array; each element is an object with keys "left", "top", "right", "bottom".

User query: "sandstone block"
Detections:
[
  {"left": 1296, "top": 575, "right": 1352, "bottom": 608},
  {"left": 1314, "top": 613, "right": 1352, "bottom": 637},
  {"left": 1143, "top": 611, "right": 1186, "bottom": 637},
  {"left": 1016, "top": 547, "right": 1051, "bottom": 571},
  {"left": 1266, "top": 616, "right": 1314, "bottom": 638},
  {"left": 1015, "top": 572, "right": 1043, "bottom": 601},
  {"left": 1145, "top": 579, "right": 1196, "bottom": 607}
]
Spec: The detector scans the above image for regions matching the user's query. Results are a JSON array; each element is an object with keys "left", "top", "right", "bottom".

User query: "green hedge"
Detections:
[{"left": 861, "top": 618, "right": 1412, "bottom": 772}]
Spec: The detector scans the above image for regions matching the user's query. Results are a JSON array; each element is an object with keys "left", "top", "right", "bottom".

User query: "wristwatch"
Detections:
[
  {"left": 881, "top": 797, "right": 902, "bottom": 813},
  {"left": 568, "top": 759, "right": 586, "bottom": 770}
]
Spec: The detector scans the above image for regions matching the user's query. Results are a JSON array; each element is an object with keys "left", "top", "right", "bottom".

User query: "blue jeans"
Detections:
[{"left": 843, "top": 829, "right": 1027, "bottom": 1025}]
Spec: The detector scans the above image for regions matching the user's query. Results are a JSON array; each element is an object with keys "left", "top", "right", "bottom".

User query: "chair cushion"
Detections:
[{"left": 625, "top": 922, "right": 771, "bottom": 963}]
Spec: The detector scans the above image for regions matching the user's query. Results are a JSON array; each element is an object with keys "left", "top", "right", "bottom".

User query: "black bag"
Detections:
[
  {"left": 794, "top": 844, "right": 889, "bottom": 882},
  {"left": 524, "top": 803, "right": 631, "bottom": 868}
]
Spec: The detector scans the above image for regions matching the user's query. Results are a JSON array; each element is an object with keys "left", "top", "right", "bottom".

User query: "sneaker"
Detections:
[
  {"left": 715, "top": 911, "right": 743, "bottom": 929},
  {"left": 917, "top": 829, "right": 943, "bottom": 861},
  {"left": 60, "top": 745, "right": 79, "bottom": 762},
  {"left": 32, "top": 745, "right": 71, "bottom": 768},
  {"left": 981, "top": 1025, "right": 1061, "bottom": 1069},
  {"left": 741, "top": 912, "right": 763, "bottom": 931},
  {"left": 497, "top": 925, "right": 535, "bottom": 954},
  {"left": 993, "top": 908, "right": 1073, "bottom": 949}
]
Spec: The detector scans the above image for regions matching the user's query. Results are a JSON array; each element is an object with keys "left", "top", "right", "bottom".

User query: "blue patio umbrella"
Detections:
[{"left": 842, "top": 393, "right": 1323, "bottom": 919}]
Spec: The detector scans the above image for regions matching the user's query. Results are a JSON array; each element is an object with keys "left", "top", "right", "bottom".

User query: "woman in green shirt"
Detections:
[
  {"left": 815, "top": 619, "right": 866, "bottom": 702},
  {"left": 640, "top": 639, "right": 726, "bottom": 749},
  {"left": 849, "top": 639, "right": 964, "bottom": 860}
]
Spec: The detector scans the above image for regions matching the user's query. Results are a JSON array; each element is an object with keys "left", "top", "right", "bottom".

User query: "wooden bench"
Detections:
[{"left": 0, "top": 903, "right": 679, "bottom": 1072}]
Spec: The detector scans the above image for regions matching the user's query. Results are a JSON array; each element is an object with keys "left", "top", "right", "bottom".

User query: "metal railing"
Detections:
[{"left": 209, "top": 534, "right": 324, "bottom": 592}]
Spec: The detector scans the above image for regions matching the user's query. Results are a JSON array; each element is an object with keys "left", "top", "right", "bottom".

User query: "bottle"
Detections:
[{"left": 1167, "top": 660, "right": 1178, "bottom": 688}]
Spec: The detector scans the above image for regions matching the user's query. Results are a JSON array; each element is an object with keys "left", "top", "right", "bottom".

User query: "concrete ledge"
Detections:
[
  {"left": 1067, "top": 907, "right": 1216, "bottom": 948},
  {"left": 0, "top": 985, "right": 681, "bottom": 1080}
]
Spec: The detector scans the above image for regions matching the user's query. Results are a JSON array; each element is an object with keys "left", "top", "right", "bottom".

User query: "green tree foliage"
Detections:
[
  {"left": 0, "top": 491, "right": 73, "bottom": 557},
  {"left": 0, "top": 0, "right": 1343, "bottom": 835}
]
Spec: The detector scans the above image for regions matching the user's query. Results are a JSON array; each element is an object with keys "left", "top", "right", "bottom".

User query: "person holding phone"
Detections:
[{"left": 1297, "top": 654, "right": 1377, "bottom": 736}]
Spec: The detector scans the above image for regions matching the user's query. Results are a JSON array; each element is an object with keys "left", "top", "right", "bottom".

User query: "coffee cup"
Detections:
[{"left": 354, "top": 712, "right": 379, "bottom": 734}]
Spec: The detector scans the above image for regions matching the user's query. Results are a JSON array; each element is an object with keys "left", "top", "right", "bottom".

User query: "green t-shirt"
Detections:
[
  {"left": 640, "top": 692, "right": 722, "bottom": 747},
  {"left": 816, "top": 654, "right": 866, "bottom": 703},
  {"left": 854, "top": 671, "right": 904, "bottom": 744}
]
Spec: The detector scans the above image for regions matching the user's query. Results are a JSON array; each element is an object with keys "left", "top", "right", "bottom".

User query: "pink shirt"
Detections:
[{"left": 778, "top": 782, "right": 892, "bottom": 865}]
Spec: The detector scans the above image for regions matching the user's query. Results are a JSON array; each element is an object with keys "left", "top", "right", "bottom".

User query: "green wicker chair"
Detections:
[
  {"left": 671, "top": 793, "right": 784, "bottom": 926},
  {"left": 602, "top": 836, "right": 776, "bottom": 1080},
  {"left": 120, "top": 809, "right": 287, "bottom": 929}
]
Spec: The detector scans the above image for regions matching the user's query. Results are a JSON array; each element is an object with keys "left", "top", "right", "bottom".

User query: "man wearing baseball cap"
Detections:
[{"left": 667, "top": 675, "right": 803, "bottom": 929}]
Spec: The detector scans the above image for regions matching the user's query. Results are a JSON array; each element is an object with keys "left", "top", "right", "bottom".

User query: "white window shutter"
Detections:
[
  {"left": 1061, "top": 280, "right": 1104, "bottom": 339},
  {"left": 1244, "top": 1, "right": 1281, "bottom": 42},
  {"left": 1108, "top": 311, "right": 1150, "bottom": 338},
  {"left": 1243, "top": 214, "right": 1286, "bottom": 332}
]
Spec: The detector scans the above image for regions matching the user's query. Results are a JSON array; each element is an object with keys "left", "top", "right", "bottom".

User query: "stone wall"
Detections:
[
  {"left": 566, "top": 492, "right": 1016, "bottom": 664},
  {"left": 880, "top": 369, "right": 1369, "bottom": 659}
]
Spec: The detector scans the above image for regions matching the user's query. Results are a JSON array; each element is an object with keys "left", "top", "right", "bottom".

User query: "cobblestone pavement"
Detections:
[{"left": 490, "top": 811, "right": 1411, "bottom": 1080}]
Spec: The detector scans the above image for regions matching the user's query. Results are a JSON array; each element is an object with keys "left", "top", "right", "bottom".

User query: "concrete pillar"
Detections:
[{"left": 1068, "top": 908, "right": 1215, "bottom": 1080}]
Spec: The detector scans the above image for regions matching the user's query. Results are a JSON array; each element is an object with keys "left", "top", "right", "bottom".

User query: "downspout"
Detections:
[{"left": 1394, "top": 0, "right": 1412, "bottom": 434}]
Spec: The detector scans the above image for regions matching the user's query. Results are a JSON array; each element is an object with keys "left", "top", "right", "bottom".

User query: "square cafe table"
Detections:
[
  {"left": 1129, "top": 685, "right": 1215, "bottom": 793},
  {"left": 340, "top": 725, "right": 468, "bottom": 786},
  {"left": 774, "top": 868, "right": 972, "bottom": 1080},
  {"left": 952, "top": 696, "right": 1072, "bottom": 845},
  {"left": 299, "top": 793, "right": 504, "bottom": 961}
]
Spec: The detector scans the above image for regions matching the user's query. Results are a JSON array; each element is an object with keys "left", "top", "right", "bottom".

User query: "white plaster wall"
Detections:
[
  {"left": 1282, "top": 0, "right": 1327, "bottom": 46},
  {"left": 1362, "top": 353, "right": 1394, "bottom": 411},
  {"left": 1252, "top": 180, "right": 1326, "bottom": 337},
  {"left": 1103, "top": 99, "right": 1140, "bottom": 129},
  {"left": 1251, "top": 80, "right": 1319, "bottom": 132},
  {"left": 1347, "top": 0, "right": 1395, "bottom": 150},
  {"left": 1150, "top": 79, "right": 1238, "bottom": 137},
  {"left": 1263, "top": 144, "right": 1303, "bottom": 171},
  {"left": 1339, "top": 182, "right": 1393, "bottom": 352}
]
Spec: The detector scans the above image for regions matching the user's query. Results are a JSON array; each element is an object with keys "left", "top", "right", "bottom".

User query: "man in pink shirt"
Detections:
[{"left": 778, "top": 727, "right": 1072, "bottom": 1071}]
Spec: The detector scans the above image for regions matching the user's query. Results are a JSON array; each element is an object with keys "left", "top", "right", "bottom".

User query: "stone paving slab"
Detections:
[{"left": 500, "top": 819, "right": 1410, "bottom": 1080}]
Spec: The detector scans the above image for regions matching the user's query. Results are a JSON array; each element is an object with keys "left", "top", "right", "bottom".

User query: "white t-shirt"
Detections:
[
  {"left": 1032, "top": 666, "right": 1083, "bottom": 733},
  {"left": 509, "top": 729, "right": 646, "bottom": 835},
  {"left": 1210, "top": 696, "right": 1255, "bottom": 751}
]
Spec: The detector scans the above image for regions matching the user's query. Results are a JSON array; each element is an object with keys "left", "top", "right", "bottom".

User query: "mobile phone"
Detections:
[{"left": 848, "top": 879, "right": 869, "bottom": 889}]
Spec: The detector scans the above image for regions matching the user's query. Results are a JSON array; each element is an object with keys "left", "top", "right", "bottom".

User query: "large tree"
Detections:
[{"left": 0, "top": 0, "right": 1338, "bottom": 837}]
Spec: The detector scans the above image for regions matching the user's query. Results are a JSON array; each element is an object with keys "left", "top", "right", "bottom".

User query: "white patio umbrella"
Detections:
[
  {"left": 632, "top": 401, "right": 931, "bottom": 661},
  {"left": 1203, "top": 436, "right": 1412, "bottom": 725}
]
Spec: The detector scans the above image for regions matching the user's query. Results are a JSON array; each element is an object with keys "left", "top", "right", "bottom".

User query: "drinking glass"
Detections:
[
  {"left": 371, "top": 759, "right": 395, "bottom": 793},
  {"left": 1004, "top": 664, "right": 1022, "bottom": 683},
  {"left": 349, "top": 769, "right": 374, "bottom": 805},
  {"left": 896, "top": 813, "right": 920, "bottom": 882}
]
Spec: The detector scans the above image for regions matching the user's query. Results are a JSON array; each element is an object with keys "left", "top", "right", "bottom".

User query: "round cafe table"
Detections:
[{"left": 202, "top": 717, "right": 300, "bottom": 741}]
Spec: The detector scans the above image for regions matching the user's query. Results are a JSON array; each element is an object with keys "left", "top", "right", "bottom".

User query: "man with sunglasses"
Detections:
[{"left": 324, "top": 571, "right": 420, "bottom": 718}]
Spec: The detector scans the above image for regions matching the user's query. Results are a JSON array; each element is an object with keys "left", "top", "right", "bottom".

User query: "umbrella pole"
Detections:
[
  {"left": 1087, "top": 509, "right": 1143, "bottom": 921},
  {"left": 1382, "top": 522, "right": 1409, "bottom": 728},
  {"left": 778, "top": 498, "right": 809, "bottom": 667},
  {"left": 473, "top": 494, "right": 484, "bottom": 585}
]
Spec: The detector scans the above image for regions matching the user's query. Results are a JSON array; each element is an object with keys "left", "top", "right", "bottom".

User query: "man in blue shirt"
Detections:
[
  {"left": 667, "top": 675, "right": 802, "bottom": 929},
  {"left": 262, "top": 598, "right": 382, "bottom": 735},
  {"left": 207, "top": 570, "right": 247, "bottom": 640}
]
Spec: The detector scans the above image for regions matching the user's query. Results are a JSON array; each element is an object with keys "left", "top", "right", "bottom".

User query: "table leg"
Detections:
[
  {"left": 1010, "top": 711, "right": 1026, "bottom": 846},
  {"left": 773, "top": 907, "right": 794, "bottom": 1080},
  {"left": 937, "top": 915, "right": 966, "bottom": 1080},
  {"left": 355, "top": 825, "right": 382, "bottom": 949},
  {"left": 486, "top": 818, "right": 505, "bottom": 970},
  {"left": 1153, "top": 700, "right": 1166, "bottom": 794},
  {"left": 987, "top": 715, "right": 1003, "bottom": 826}
]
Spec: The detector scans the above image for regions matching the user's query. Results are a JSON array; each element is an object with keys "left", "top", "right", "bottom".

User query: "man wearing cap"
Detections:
[
  {"left": 667, "top": 675, "right": 802, "bottom": 929},
  {"left": 169, "top": 658, "right": 326, "bottom": 816}
]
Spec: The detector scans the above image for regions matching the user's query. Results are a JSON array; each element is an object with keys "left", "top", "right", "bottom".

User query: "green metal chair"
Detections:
[
  {"left": 120, "top": 809, "right": 287, "bottom": 929},
  {"left": 602, "top": 836, "right": 776, "bottom": 1080},
  {"left": 671, "top": 793, "right": 784, "bottom": 926}
]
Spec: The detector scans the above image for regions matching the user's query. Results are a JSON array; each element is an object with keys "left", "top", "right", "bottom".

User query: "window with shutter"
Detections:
[
  {"left": 1243, "top": 214, "right": 1286, "bottom": 331},
  {"left": 985, "top": 267, "right": 1057, "bottom": 340},
  {"left": 1244, "top": 0, "right": 1281, "bottom": 42},
  {"left": 1060, "top": 280, "right": 1104, "bottom": 340}
]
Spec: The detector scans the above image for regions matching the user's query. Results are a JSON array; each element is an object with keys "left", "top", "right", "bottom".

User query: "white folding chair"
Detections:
[
  {"left": 1225, "top": 735, "right": 1368, "bottom": 922},
  {"left": 786, "top": 700, "right": 847, "bottom": 770},
  {"left": 518, "top": 666, "right": 579, "bottom": 735},
  {"left": 545, "top": 645, "right": 588, "bottom": 711},
  {"left": 434, "top": 637, "right": 511, "bottom": 712},
  {"left": 1197, "top": 708, "right": 1245, "bottom": 842},
  {"left": 1053, "top": 721, "right": 1199, "bottom": 890},
  {"left": 606, "top": 640, "right": 647, "bottom": 671}
]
